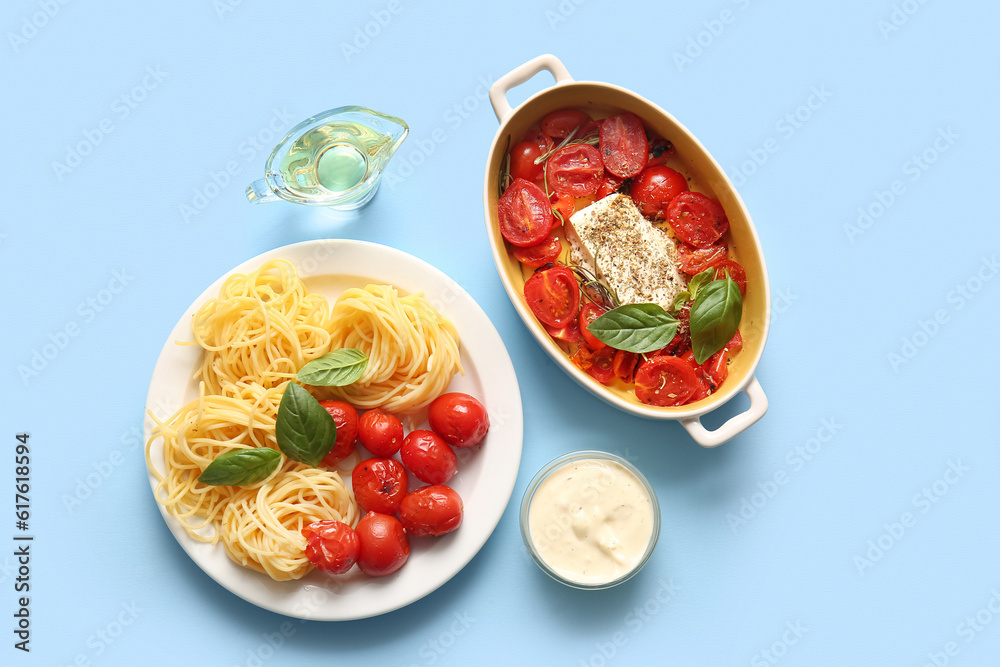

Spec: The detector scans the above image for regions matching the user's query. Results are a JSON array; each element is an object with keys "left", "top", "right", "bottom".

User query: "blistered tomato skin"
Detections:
[
  {"left": 352, "top": 457, "right": 408, "bottom": 514},
  {"left": 302, "top": 520, "right": 360, "bottom": 574},
  {"left": 358, "top": 408, "right": 404, "bottom": 457},
  {"left": 318, "top": 401, "right": 359, "bottom": 467},
  {"left": 399, "top": 485, "right": 464, "bottom": 537},
  {"left": 355, "top": 513, "right": 410, "bottom": 577},
  {"left": 428, "top": 393, "right": 490, "bottom": 448},
  {"left": 400, "top": 430, "right": 458, "bottom": 485}
]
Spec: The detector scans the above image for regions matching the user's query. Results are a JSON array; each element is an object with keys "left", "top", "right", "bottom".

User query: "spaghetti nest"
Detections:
[
  {"left": 318, "top": 284, "right": 463, "bottom": 414},
  {"left": 190, "top": 259, "right": 334, "bottom": 394}
]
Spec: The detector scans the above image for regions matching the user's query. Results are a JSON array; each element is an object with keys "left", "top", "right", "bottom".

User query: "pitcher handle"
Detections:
[{"left": 246, "top": 178, "right": 280, "bottom": 204}]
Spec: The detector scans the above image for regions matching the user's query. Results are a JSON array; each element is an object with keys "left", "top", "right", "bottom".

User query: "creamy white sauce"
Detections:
[{"left": 527, "top": 458, "right": 655, "bottom": 585}]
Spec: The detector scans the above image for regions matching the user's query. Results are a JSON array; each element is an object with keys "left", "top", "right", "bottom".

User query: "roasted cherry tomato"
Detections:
[
  {"left": 666, "top": 192, "right": 729, "bottom": 248},
  {"left": 498, "top": 178, "right": 553, "bottom": 248},
  {"left": 544, "top": 316, "right": 582, "bottom": 343},
  {"left": 318, "top": 400, "right": 359, "bottom": 467},
  {"left": 512, "top": 233, "right": 562, "bottom": 268},
  {"left": 612, "top": 349, "right": 640, "bottom": 384},
  {"left": 645, "top": 138, "right": 674, "bottom": 167},
  {"left": 428, "top": 392, "right": 490, "bottom": 448},
  {"left": 541, "top": 108, "right": 593, "bottom": 139},
  {"left": 550, "top": 193, "right": 575, "bottom": 225},
  {"left": 677, "top": 242, "right": 728, "bottom": 275},
  {"left": 680, "top": 348, "right": 728, "bottom": 389},
  {"left": 631, "top": 166, "right": 689, "bottom": 219},
  {"left": 352, "top": 457, "right": 407, "bottom": 514},
  {"left": 400, "top": 430, "right": 457, "bottom": 484},
  {"left": 301, "top": 520, "right": 359, "bottom": 574},
  {"left": 510, "top": 140, "right": 545, "bottom": 182},
  {"left": 587, "top": 346, "right": 616, "bottom": 384},
  {"left": 596, "top": 172, "right": 624, "bottom": 199},
  {"left": 545, "top": 144, "right": 603, "bottom": 197},
  {"left": 726, "top": 330, "right": 744, "bottom": 355},
  {"left": 634, "top": 356, "right": 701, "bottom": 406},
  {"left": 599, "top": 112, "right": 648, "bottom": 178},
  {"left": 579, "top": 302, "right": 608, "bottom": 350},
  {"left": 358, "top": 408, "right": 404, "bottom": 457},
  {"left": 521, "top": 124, "right": 554, "bottom": 153},
  {"left": 523, "top": 263, "right": 580, "bottom": 328},
  {"left": 399, "top": 485, "right": 464, "bottom": 537},
  {"left": 714, "top": 259, "right": 747, "bottom": 295},
  {"left": 355, "top": 512, "right": 409, "bottom": 577}
]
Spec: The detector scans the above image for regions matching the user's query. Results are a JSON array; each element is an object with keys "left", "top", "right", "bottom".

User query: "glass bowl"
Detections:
[{"left": 519, "top": 450, "right": 660, "bottom": 590}]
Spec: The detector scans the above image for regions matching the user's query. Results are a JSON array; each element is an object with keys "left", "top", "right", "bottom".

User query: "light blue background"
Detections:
[{"left": 3, "top": 0, "right": 999, "bottom": 665}]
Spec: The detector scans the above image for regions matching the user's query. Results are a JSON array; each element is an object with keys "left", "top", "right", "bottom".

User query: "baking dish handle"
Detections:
[
  {"left": 681, "top": 376, "right": 768, "bottom": 448},
  {"left": 490, "top": 54, "right": 574, "bottom": 123}
]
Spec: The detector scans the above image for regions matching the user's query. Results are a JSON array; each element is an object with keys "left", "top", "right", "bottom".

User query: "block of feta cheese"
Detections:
[{"left": 565, "top": 193, "right": 688, "bottom": 311}]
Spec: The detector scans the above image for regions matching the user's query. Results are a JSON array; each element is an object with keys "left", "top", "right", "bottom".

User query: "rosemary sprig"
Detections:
[{"left": 498, "top": 135, "right": 512, "bottom": 197}]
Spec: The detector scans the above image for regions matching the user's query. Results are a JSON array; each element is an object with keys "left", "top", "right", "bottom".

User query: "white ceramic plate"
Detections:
[{"left": 144, "top": 239, "right": 523, "bottom": 621}]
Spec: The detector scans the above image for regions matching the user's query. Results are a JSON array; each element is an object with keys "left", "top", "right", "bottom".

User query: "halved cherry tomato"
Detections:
[
  {"left": 541, "top": 108, "right": 593, "bottom": 139},
  {"left": 579, "top": 302, "right": 607, "bottom": 350},
  {"left": 680, "top": 348, "right": 728, "bottom": 389},
  {"left": 510, "top": 141, "right": 544, "bottom": 181},
  {"left": 612, "top": 349, "right": 639, "bottom": 384},
  {"left": 498, "top": 178, "right": 553, "bottom": 248},
  {"left": 523, "top": 264, "right": 580, "bottom": 328},
  {"left": 398, "top": 485, "right": 463, "bottom": 537},
  {"left": 544, "top": 316, "right": 582, "bottom": 343},
  {"left": 599, "top": 113, "right": 648, "bottom": 178},
  {"left": 587, "top": 346, "right": 616, "bottom": 384},
  {"left": 352, "top": 457, "right": 407, "bottom": 514},
  {"left": 545, "top": 144, "right": 603, "bottom": 197},
  {"left": 677, "top": 242, "right": 728, "bottom": 275},
  {"left": 550, "top": 193, "right": 575, "bottom": 225},
  {"left": 645, "top": 138, "right": 675, "bottom": 167},
  {"left": 512, "top": 233, "right": 561, "bottom": 268},
  {"left": 355, "top": 512, "right": 409, "bottom": 577},
  {"left": 570, "top": 344, "right": 596, "bottom": 373},
  {"left": 666, "top": 192, "right": 729, "bottom": 248},
  {"left": 400, "top": 430, "right": 457, "bottom": 485},
  {"left": 428, "top": 392, "right": 490, "bottom": 448},
  {"left": 302, "top": 520, "right": 359, "bottom": 574},
  {"left": 634, "top": 356, "right": 701, "bottom": 406},
  {"left": 631, "top": 166, "right": 689, "bottom": 219},
  {"left": 714, "top": 259, "right": 747, "bottom": 295},
  {"left": 318, "top": 400, "right": 358, "bottom": 466},
  {"left": 596, "top": 172, "right": 624, "bottom": 199},
  {"left": 726, "top": 330, "right": 743, "bottom": 355},
  {"left": 687, "top": 374, "right": 711, "bottom": 403}
]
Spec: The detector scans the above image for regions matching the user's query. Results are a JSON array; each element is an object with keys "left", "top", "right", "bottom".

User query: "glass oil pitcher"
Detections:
[{"left": 246, "top": 106, "right": 408, "bottom": 210}]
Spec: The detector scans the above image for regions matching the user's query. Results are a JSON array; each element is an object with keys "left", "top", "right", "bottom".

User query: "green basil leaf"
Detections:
[
  {"left": 671, "top": 291, "right": 692, "bottom": 314},
  {"left": 687, "top": 268, "right": 716, "bottom": 300},
  {"left": 690, "top": 277, "right": 743, "bottom": 364},
  {"left": 276, "top": 383, "right": 336, "bottom": 467},
  {"left": 198, "top": 448, "right": 281, "bottom": 487},
  {"left": 295, "top": 349, "right": 368, "bottom": 387},
  {"left": 587, "top": 303, "right": 679, "bottom": 353}
]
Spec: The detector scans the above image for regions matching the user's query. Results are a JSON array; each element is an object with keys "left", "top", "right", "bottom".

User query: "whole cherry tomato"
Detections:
[
  {"left": 355, "top": 512, "right": 409, "bottom": 577},
  {"left": 399, "top": 485, "right": 464, "bottom": 537},
  {"left": 400, "top": 430, "right": 458, "bottom": 484},
  {"left": 358, "top": 408, "right": 404, "bottom": 457},
  {"left": 631, "top": 166, "right": 689, "bottom": 219},
  {"left": 301, "top": 520, "right": 359, "bottom": 574},
  {"left": 318, "top": 400, "right": 358, "bottom": 467},
  {"left": 352, "top": 457, "right": 407, "bottom": 514},
  {"left": 428, "top": 393, "right": 490, "bottom": 448},
  {"left": 510, "top": 141, "right": 545, "bottom": 182}
]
